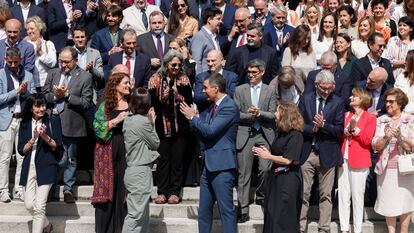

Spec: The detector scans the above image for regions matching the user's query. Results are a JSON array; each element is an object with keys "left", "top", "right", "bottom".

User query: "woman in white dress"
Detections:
[
  {"left": 382, "top": 16, "right": 414, "bottom": 79},
  {"left": 301, "top": 3, "right": 321, "bottom": 36},
  {"left": 25, "top": 16, "right": 57, "bottom": 92},
  {"left": 312, "top": 12, "right": 337, "bottom": 62},
  {"left": 352, "top": 16, "right": 376, "bottom": 58},
  {"left": 395, "top": 50, "right": 414, "bottom": 115}
]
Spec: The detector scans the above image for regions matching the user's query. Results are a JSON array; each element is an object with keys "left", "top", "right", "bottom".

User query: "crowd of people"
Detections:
[{"left": 1, "top": 0, "right": 414, "bottom": 233}]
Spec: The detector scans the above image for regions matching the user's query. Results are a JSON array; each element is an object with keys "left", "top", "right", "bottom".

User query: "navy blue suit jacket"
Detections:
[
  {"left": 10, "top": 4, "right": 46, "bottom": 39},
  {"left": 355, "top": 80, "right": 392, "bottom": 116},
  {"left": 18, "top": 115, "right": 63, "bottom": 186},
  {"left": 191, "top": 95, "right": 239, "bottom": 172},
  {"left": 350, "top": 55, "right": 395, "bottom": 85},
  {"left": 304, "top": 69, "right": 352, "bottom": 103},
  {"left": 263, "top": 23, "right": 295, "bottom": 65},
  {"left": 107, "top": 50, "right": 152, "bottom": 88},
  {"left": 194, "top": 70, "right": 238, "bottom": 112},
  {"left": 90, "top": 27, "right": 122, "bottom": 73},
  {"left": 225, "top": 44, "right": 279, "bottom": 85},
  {"left": 298, "top": 92, "right": 344, "bottom": 167},
  {"left": 202, "top": 3, "right": 235, "bottom": 36},
  {"left": 47, "top": 0, "right": 86, "bottom": 52}
]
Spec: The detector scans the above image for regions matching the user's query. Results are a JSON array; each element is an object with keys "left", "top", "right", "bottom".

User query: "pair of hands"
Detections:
[
  {"left": 248, "top": 106, "right": 260, "bottom": 120},
  {"left": 33, "top": 124, "right": 49, "bottom": 142},
  {"left": 312, "top": 111, "right": 325, "bottom": 132},
  {"left": 108, "top": 46, "right": 123, "bottom": 56},
  {"left": 17, "top": 81, "right": 29, "bottom": 94},
  {"left": 69, "top": 10, "right": 82, "bottom": 23},
  {"left": 252, "top": 146, "right": 273, "bottom": 161},
  {"left": 384, "top": 124, "right": 401, "bottom": 139},
  {"left": 87, "top": 0, "right": 99, "bottom": 11},
  {"left": 53, "top": 85, "right": 69, "bottom": 100},
  {"left": 179, "top": 102, "right": 199, "bottom": 120}
]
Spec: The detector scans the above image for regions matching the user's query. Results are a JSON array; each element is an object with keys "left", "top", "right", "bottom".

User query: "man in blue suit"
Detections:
[
  {"left": 180, "top": 73, "right": 239, "bottom": 233},
  {"left": 194, "top": 50, "right": 238, "bottom": 112},
  {"left": 263, "top": 4, "right": 294, "bottom": 65},
  {"left": 298, "top": 70, "right": 344, "bottom": 233},
  {"left": 251, "top": 0, "right": 271, "bottom": 26},
  {"left": 10, "top": 0, "right": 46, "bottom": 38}
]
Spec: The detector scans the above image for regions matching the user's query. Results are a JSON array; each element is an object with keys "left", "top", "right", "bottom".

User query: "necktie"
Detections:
[
  {"left": 141, "top": 8, "right": 148, "bottom": 30},
  {"left": 55, "top": 75, "right": 70, "bottom": 113},
  {"left": 238, "top": 33, "right": 245, "bottom": 47},
  {"left": 156, "top": 34, "right": 164, "bottom": 59},
  {"left": 210, "top": 104, "right": 216, "bottom": 120},
  {"left": 317, "top": 97, "right": 324, "bottom": 114},
  {"left": 252, "top": 86, "right": 261, "bottom": 130},
  {"left": 125, "top": 55, "right": 131, "bottom": 74}
]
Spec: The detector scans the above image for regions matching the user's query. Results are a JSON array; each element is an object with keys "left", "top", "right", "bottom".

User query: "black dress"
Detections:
[
  {"left": 263, "top": 130, "right": 303, "bottom": 233},
  {"left": 95, "top": 109, "right": 128, "bottom": 233}
]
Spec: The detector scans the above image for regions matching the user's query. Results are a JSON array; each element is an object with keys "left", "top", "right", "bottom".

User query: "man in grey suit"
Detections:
[
  {"left": 43, "top": 46, "right": 93, "bottom": 203},
  {"left": 73, "top": 26, "right": 104, "bottom": 103},
  {"left": 0, "top": 47, "right": 35, "bottom": 202},
  {"left": 137, "top": 11, "right": 174, "bottom": 71},
  {"left": 191, "top": 7, "right": 223, "bottom": 75},
  {"left": 234, "top": 59, "right": 276, "bottom": 223}
]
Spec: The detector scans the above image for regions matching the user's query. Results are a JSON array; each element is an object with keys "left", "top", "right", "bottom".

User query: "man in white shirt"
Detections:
[{"left": 120, "top": 0, "right": 163, "bottom": 36}]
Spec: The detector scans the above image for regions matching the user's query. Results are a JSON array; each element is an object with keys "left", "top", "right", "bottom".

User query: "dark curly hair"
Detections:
[{"left": 103, "top": 73, "right": 131, "bottom": 113}]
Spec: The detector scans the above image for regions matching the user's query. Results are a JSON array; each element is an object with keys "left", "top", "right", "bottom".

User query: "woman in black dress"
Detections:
[{"left": 252, "top": 101, "right": 304, "bottom": 233}]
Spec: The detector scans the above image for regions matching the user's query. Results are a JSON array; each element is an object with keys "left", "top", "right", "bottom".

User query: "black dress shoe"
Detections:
[
  {"left": 237, "top": 213, "right": 249, "bottom": 223},
  {"left": 63, "top": 191, "right": 75, "bottom": 203}
]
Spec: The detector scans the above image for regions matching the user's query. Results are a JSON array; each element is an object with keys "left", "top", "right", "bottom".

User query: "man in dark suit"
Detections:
[
  {"left": 204, "top": 0, "right": 236, "bottom": 36},
  {"left": 251, "top": 0, "right": 271, "bottom": 26},
  {"left": 47, "top": 0, "right": 86, "bottom": 53},
  {"left": 42, "top": 46, "right": 93, "bottom": 203},
  {"left": 194, "top": 50, "right": 238, "bottom": 112},
  {"left": 180, "top": 73, "right": 239, "bottom": 233},
  {"left": 90, "top": 4, "right": 123, "bottom": 77},
  {"left": 136, "top": 11, "right": 174, "bottom": 71},
  {"left": 304, "top": 51, "right": 352, "bottom": 104},
  {"left": 10, "top": 0, "right": 45, "bottom": 38},
  {"left": 263, "top": 3, "right": 295, "bottom": 65},
  {"left": 108, "top": 28, "right": 152, "bottom": 88},
  {"left": 225, "top": 22, "right": 279, "bottom": 85},
  {"left": 185, "top": 0, "right": 210, "bottom": 21},
  {"left": 234, "top": 59, "right": 275, "bottom": 223},
  {"left": 298, "top": 70, "right": 344, "bottom": 233},
  {"left": 350, "top": 32, "right": 395, "bottom": 85}
]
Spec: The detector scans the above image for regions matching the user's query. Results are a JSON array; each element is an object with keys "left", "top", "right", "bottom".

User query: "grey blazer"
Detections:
[
  {"left": 123, "top": 114, "right": 160, "bottom": 166},
  {"left": 234, "top": 83, "right": 277, "bottom": 150},
  {"left": 86, "top": 47, "right": 104, "bottom": 83},
  {"left": 43, "top": 66, "right": 93, "bottom": 137},
  {"left": 269, "top": 74, "right": 304, "bottom": 102},
  {"left": 191, "top": 27, "right": 219, "bottom": 75}
]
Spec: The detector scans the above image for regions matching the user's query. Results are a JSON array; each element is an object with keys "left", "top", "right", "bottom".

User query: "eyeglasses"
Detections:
[
  {"left": 178, "top": 3, "right": 187, "bottom": 8},
  {"left": 385, "top": 99, "right": 397, "bottom": 104},
  {"left": 235, "top": 18, "right": 248, "bottom": 23},
  {"left": 59, "top": 59, "right": 73, "bottom": 64},
  {"left": 170, "top": 63, "right": 183, "bottom": 68}
]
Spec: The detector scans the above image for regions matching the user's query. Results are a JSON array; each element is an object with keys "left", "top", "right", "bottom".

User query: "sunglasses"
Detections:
[
  {"left": 385, "top": 99, "right": 397, "bottom": 104},
  {"left": 170, "top": 63, "right": 183, "bottom": 68},
  {"left": 178, "top": 3, "right": 187, "bottom": 8}
]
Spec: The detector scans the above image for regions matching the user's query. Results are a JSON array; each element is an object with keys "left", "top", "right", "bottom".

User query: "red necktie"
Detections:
[
  {"left": 125, "top": 56, "right": 131, "bottom": 74},
  {"left": 238, "top": 33, "right": 245, "bottom": 47}
]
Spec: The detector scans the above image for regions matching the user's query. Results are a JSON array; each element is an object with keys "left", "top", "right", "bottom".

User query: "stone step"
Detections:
[
  {"left": 0, "top": 200, "right": 385, "bottom": 221},
  {"left": 0, "top": 216, "right": 412, "bottom": 233}
]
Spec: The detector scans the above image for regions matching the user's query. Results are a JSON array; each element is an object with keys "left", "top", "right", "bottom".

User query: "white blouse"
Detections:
[
  {"left": 382, "top": 36, "right": 414, "bottom": 79},
  {"left": 282, "top": 47, "right": 317, "bottom": 82},
  {"left": 28, "top": 39, "right": 57, "bottom": 88},
  {"left": 395, "top": 73, "right": 414, "bottom": 114},
  {"left": 311, "top": 35, "right": 334, "bottom": 62},
  {"left": 352, "top": 39, "right": 370, "bottom": 59}
]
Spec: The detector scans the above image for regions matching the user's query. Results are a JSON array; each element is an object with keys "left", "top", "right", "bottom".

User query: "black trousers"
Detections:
[{"left": 156, "top": 135, "right": 188, "bottom": 196}]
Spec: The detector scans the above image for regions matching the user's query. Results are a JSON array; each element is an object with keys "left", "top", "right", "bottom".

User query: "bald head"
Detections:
[
  {"left": 112, "top": 64, "right": 130, "bottom": 75},
  {"left": 207, "top": 50, "right": 224, "bottom": 73},
  {"left": 367, "top": 67, "right": 387, "bottom": 89},
  {"left": 5, "top": 19, "right": 21, "bottom": 45},
  {"left": 235, "top": 8, "right": 252, "bottom": 33}
]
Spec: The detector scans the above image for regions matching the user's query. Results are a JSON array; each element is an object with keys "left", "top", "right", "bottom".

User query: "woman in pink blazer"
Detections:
[{"left": 338, "top": 88, "right": 377, "bottom": 233}]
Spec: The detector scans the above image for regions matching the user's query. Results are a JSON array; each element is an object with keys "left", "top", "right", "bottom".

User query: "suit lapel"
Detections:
[
  {"left": 103, "top": 28, "right": 114, "bottom": 47},
  {"left": 147, "top": 33, "right": 159, "bottom": 58},
  {"left": 67, "top": 67, "right": 81, "bottom": 90},
  {"left": 306, "top": 92, "right": 317, "bottom": 120},
  {"left": 245, "top": 84, "right": 252, "bottom": 107},
  {"left": 202, "top": 28, "right": 216, "bottom": 49},
  {"left": 258, "top": 84, "right": 267, "bottom": 109},
  {"left": 28, "top": 4, "right": 36, "bottom": 18},
  {"left": 163, "top": 35, "right": 171, "bottom": 54},
  {"left": 57, "top": 0, "right": 68, "bottom": 19},
  {"left": 15, "top": 7, "right": 24, "bottom": 23}
]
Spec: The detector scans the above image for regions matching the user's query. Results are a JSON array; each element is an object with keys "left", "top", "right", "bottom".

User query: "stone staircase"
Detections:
[{"left": 0, "top": 185, "right": 413, "bottom": 233}]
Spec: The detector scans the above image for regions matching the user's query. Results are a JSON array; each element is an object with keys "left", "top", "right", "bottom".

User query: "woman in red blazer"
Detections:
[{"left": 338, "top": 88, "right": 377, "bottom": 233}]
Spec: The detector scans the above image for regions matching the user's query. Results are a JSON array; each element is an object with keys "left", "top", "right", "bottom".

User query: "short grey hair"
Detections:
[
  {"left": 315, "top": 70, "right": 335, "bottom": 84},
  {"left": 157, "top": 50, "right": 184, "bottom": 77},
  {"left": 269, "top": 3, "right": 288, "bottom": 16},
  {"left": 247, "top": 22, "right": 263, "bottom": 36},
  {"left": 320, "top": 51, "right": 337, "bottom": 65},
  {"left": 26, "top": 16, "right": 47, "bottom": 35},
  {"left": 121, "top": 28, "right": 137, "bottom": 42},
  {"left": 247, "top": 59, "right": 266, "bottom": 72}
]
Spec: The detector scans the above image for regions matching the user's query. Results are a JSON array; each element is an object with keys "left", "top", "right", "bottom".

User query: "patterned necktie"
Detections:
[
  {"left": 125, "top": 55, "right": 131, "bottom": 74},
  {"left": 210, "top": 104, "right": 216, "bottom": 122},
  {"left": 238, "top": 33, "right": 245, "bottom": 47},
  {"left": 317, "top": 97, "right": 324, "bottom": 114},
  {"left": 141, "top": 8, "right": 148, "bottom": 30},
  {"left": 156, "top": 34, "right": 164, "bottom": 58}
]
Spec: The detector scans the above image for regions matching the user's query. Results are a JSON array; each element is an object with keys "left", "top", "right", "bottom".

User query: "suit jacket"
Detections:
[
  {"left": 10, "top": 3, "right": 46, "bottom": 39},
  {"left": 42, "top": 66, "right": 93, "bottom": 137},
  {"left": 187, "top": 0, "right": 209, "bottom": 21},
  {"left": 225, "top": 44, "right": 279, "bottom": 85},
  {"left": 18, "top": 115, "right": 63, "bottom": 186},
  {"left": 84, "top": 47, "right": 104, "bottom": 94},
  {"left": 341, "top": 111, "right": 376, "bottom": 169},
  {"left": 355, "top": 80, "right": 392, "bottom": 116},
  {"left": 194, "top": 70, "right": 238, "bottom": 112},
  {"left": 0, "top": 39, "right": 35, "bottom": 74},
  {"left": 216, "top": 3, "right": 236, "bottom": 36},
  {"left": 120, "top": 4, "right": 162, "bottom": 36},
  {"left": 263, "top": 23, "right": 295, "bottom": 65},
  {"left": 90, "top": 27, "right": 122, "bottom": 66},
  {"left": 304, "top": 69, "right": 352, "bottom": 103},
  {"left": 191, "top": 27, "right": 224, "bottom": 75},
  {"left": 47, "top": 0, "right": 86, "bottom": 52},
  {"left": 350, "top": 55, "right": 395, "bottom": 85},
  {"left": 0, "top": 68, "right": 35, "bottom": 131},
  {"left": 298, "top": 92, "right": 345, "bottom": 167},
  {"left": 190, "top": 95, "right": 239, "bottom": 172},
  {"left": 251, "top": 12, "right": 272, "bottom": 26},
  {"left": 136, "top": 32, "right": 174, "bottom": 68},
  {"left": 107, "top": 50, "right": 152, "bottom": 88},
  {"left": 234, "top": 83, "right": 276, "bottom": 150},
  {"left": 269, "top": 73, "right": 304, "bottom": 102}
]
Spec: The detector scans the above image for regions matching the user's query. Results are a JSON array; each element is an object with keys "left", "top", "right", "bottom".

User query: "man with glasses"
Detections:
[
  {"left": 120, "top": 0, "right": 163, "bottom": 36},
  {"left": 43, "top": 46, "right": 93, "bottom": 203},
  {"left": 350, "top": 32, "right": 395, "bottom": 86},
  {"left": 234, "top": 59, "right": 275, "bottom": 223},
  {"left": 221, "top": 7, "right": 252, "bottom": 57},
  {"left": 298, "top": 70, "right": 344, "bottom": 233},
  {"left": 108, "top": 28, "right": 152, "bottom": 88}
]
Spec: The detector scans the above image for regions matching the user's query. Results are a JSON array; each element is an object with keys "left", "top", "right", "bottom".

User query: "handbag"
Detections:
[{"left": 398, "top": 153, "right": 414, "bottom": 175}]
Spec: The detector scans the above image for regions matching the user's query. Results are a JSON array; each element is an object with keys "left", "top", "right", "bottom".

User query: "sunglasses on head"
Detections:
[{"left": 170, "top": 63, "right": 183, "bottom": 68}]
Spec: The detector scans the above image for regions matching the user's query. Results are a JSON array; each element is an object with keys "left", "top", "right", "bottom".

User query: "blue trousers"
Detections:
[{"left": 59, "top": 136, "right": 81, "bottom": 192}]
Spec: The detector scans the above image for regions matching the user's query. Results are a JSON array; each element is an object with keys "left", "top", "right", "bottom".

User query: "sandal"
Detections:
[
  {"left": 154, "top": 195, "right": 167, "bottom": 204},
  {"left": 168, "top": 194, "right": 180, "bottom": 204}
]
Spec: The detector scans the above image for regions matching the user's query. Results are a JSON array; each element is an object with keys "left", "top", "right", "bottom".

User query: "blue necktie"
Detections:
[{"left": 141, "top": 8, "right": 148, "bottom": 30}]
